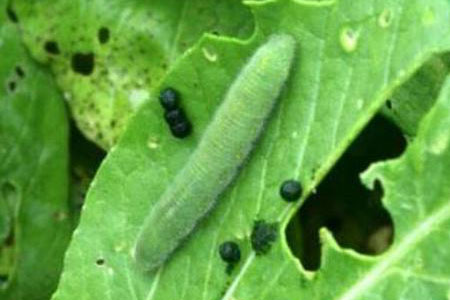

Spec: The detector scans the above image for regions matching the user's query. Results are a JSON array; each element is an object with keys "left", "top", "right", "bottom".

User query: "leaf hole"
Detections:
[
  {"left": 44, "top": 41, "right": 60, "bottom": 55},
  {"left": 71, "top": 52, "right": 95, "bottom": 76},
  {"left": 96, "top": 258, "right": 105, "bottom": 266},
  {"left": 378, "top": 8, "right": 393, "bottom": 28},
  {"left": 286, "top": 115, "right": 404, "bottom": 271},
  {"left": 340, "top": 27, "right": 359, "bottom": 53},
  {"left": 98, "top": 27, "right": 110, "bottom": 44}
]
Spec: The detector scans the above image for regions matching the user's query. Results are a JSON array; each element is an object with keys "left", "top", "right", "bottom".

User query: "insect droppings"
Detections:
[
  {"left": 280, "top": 179, "right": 302, "bottom": 202},
  {"left": 251, "top": 220, "right": 278, "bottom": 255},
  {"left": 170, "top": 121, "right": 192, "bottom": 138},
  {"left": 159, "top": 88, "right": 179, "bottom": 111},
  {"left": 219, "top": 241, "right": 241, "bottom": 264},
  {"left": 164, "top": 108, "right": 187, "bottom": 126}
]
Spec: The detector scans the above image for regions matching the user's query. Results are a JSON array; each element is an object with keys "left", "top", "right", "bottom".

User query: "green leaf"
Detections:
[
  {"left": 0, "top": 9, "right": 72, "bottom": 300},
  {"left": 381, "top": 54, "right": 450, "bottom": 137},
  {"left": 53, "top": 0, "right": 450, "bottom": 299},
  {"left": 13, "top": 0, "right": 254, "bottom": 149},
  {"left": 329, "top": 75, "right": 450, "bottom": 300}
]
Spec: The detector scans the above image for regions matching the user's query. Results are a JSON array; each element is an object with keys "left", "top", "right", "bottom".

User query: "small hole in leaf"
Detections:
[
  {"left": 286, "top": 115, "right": 404, "bottom": 270},
  {"left": 44, "top": 41, "right": 60, "bottom": 55},
  {"left": 378, "top": 8, "right": 393, "bottom": 28},
  {"left": 98, "top": 27, "right": 110, "bottom": 44},
  {"left": 96, "top": 258, "right": 105, "bottom": 266},
  {"left": 71, "top": 52, "right": 95, "bottom": 76}
]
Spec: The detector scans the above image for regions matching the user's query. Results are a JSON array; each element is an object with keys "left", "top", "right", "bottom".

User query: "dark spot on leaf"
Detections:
[
  {"left": 251, "top": 220, "right": 278, "bottom": 255},
  {"left": 0, "top": 274, "right": 9, "bottom": 286},
  {"left": 15, "top": 66, "right": 25, "bottom": 78},
  {"left": 386, "top": 99, "right": 393, "bottom": 109},
  {"left": 6, "top": 5, "right": 18, "bottom": 23},
  {"left": 44, "top": 41, "right": 60, "bottom": 55},
  {"left": 4, "top": 228, "right": 14, "bottom": 246},
  {"left": 7, "top": 80, "right": 16, "bottom": 92},
  {"left": 98, "top": 27, "right": 110, "bottom": 44},
  {"left": 96, "top": 258, "right": 105, "bottom": 266},
  {"left": 71, "top": 52, "right": 95, "bottom": 76},
  {"left": 53, "top": 211, "right": 67, "bottom": 221},
  {"left": 226, "top": 264, "right": 235, "bottom": 275}
]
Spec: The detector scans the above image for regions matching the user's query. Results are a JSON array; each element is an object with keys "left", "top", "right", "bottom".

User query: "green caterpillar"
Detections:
[{"left": 134, "top": 34, "right": 296, "bottom": 271}]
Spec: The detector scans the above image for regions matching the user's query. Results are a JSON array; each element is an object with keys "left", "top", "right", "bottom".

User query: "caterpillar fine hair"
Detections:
[{"left": 134, "top": 34, "right": 296, "bottom": 271}]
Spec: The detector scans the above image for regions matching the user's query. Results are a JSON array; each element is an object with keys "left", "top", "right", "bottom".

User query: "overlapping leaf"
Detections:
[
  {"left": 0, "top": 5, "right": 71, "bottom": 299},
  {"left": 381, "top": 54, "right": 449, "bottom": 137},
  {"left": 13, "top": 0, "right": 254, "bottom": 149}
]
